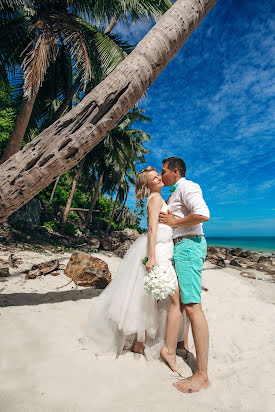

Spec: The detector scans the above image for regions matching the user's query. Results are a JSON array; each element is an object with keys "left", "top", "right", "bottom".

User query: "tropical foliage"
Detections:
[{"left": 0, "top": 0, "right": 172, "bottom": 234}]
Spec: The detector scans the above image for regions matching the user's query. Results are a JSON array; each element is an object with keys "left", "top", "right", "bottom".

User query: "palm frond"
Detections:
[
  {"left": 21, "top": 21, "right": 58, "bottom": 98},
  {"left": 54, "top": 13, "right": 91, "bottom": 87}
]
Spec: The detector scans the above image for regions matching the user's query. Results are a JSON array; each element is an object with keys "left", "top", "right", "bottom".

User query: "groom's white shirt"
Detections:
[{"left": 167, "top": 177, "right": 210, "bottom": 239}]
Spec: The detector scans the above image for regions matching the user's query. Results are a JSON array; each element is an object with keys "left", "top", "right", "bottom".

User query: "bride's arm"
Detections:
[{"left": 146, "top": 195, "right": 163, "bottom": 272}]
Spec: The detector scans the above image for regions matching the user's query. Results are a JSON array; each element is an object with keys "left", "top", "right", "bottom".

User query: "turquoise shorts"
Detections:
[{"left": 173, "top": 236, "right": 207, "bottom": 304}]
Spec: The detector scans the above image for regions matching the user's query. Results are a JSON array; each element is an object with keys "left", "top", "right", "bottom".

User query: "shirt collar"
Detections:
[{"left": 175, "top": 177, "right": 185, "bottom": 185}]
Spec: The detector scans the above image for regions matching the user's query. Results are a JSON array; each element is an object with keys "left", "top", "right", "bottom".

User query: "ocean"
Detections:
[{"left": 205, "top": 237, "right": 275, "bottom": 253}]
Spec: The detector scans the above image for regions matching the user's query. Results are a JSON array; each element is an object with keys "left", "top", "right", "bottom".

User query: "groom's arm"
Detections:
[
  {"left": 159, "top": 211, "right": 209, "bottom": 227},
  {"left": 160, "top": 182, "right": 210, "bottom": 227}
]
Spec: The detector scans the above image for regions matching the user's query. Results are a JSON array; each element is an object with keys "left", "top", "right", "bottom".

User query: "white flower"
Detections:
[{"left": 144, "top": 265, "right": 177, "bottom": 300}]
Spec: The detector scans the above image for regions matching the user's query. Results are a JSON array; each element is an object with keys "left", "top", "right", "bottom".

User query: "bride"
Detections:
[{"left": 85, "top": 166, "right": 187, "bottom": 366}]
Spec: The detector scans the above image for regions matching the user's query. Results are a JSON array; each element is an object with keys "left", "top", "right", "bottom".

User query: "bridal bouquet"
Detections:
[{"left": 143, "top": 264, "right": 178, "bottom": 300}]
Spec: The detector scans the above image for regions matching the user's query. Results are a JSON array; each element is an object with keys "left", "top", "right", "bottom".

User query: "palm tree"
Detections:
[
  {"left": 84, "top": 107, "right": 150, "bottom": 229},
  {"left": 0, "top": 0, "right": 218, "bottom": 221},
  {"left": 0, "top": 0, "right": 171, "bottom": 164},
  {"left": 61, "top": 159, "right": 84, "bottom": 228},
  {"left": 0, "top": 1, "right": 131, "bottom": 163}
]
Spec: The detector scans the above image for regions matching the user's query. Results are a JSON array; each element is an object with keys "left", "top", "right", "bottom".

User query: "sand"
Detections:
[{"left": 0, "top": 246, "right": 274, "bottom": 412}]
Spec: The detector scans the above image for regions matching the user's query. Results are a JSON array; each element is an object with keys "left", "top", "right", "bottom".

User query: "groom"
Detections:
[{"left": 159, "top": 157, "right": 210, "bottom": 393}]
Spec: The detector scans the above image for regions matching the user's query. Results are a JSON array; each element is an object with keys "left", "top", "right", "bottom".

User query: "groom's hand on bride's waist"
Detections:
[{"left": 159, "top": 210, "right": 176, "bottom": 227}]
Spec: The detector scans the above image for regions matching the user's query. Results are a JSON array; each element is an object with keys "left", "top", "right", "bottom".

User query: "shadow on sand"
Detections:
[{"left": 0, "top": 287, "right": 103, "bottom": 307}]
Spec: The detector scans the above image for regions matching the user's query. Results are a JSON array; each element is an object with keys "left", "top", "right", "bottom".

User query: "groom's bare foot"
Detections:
[
  {"left": 173, "top": 372, "right": 210, "bottom": 393},
  {"left": 160, "top": 345, "right": 177, "bottom": 372}
]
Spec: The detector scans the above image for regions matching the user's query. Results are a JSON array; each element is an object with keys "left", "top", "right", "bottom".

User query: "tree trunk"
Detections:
[
  {"left": 53, "top": 77, "right": 81, "bottom": 122},
  {"left": 104, "top": 11, "right": 121, "bottom": 35},
  {"left": 117, "top": 184, "right": 129, "bottom": 222},
  {"left": 61, "top": 160, "right": 84, "bottom": 228},
  {"left": 106, "top": 187, "right": 120, "bottom": 233},
  {"left": 0, "top": 0, "right": 218, "bottom": 222},
  {"left": 0, "top": 93, "right": 37, "bottom": 164},
  {"left": 85, "top": 172, "right": 104, "bottom": 228},
  {"left": 135, "top": 201, "right": 141, "bottom": 217},
  {"left": 132, "top": 200, "right": 138, "bottom": 213},
  {"left": 121, "top": 206, "right": 129, "bottom": 230},
  {"left": 50, "top": 176, "right": 60, "bottom": 204}
]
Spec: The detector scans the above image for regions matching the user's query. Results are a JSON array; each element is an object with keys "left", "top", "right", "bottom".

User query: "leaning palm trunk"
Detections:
[
  {"left": 0, "top": 94, "right": 36, "bottom": 164},
  {"left": 62, "top": 160, "right": 84, "bottom": 228},
  {"left": 85, "top": 172, "right": 104, "bottom": 228},
  {"left": 0, "top": 0, "right": 218, "bottom": 222},
  {"left": 106, "top": 187, "right": 120, "bottom": 233}
]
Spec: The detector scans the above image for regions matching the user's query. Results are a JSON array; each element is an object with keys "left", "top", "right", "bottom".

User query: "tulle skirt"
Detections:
[{"left": 84, "top": 232, "right": 186, "bottom": 360}]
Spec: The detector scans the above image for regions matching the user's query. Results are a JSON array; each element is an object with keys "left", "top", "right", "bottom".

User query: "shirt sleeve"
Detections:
[{"left": 180, "top": 182, "right": 210, "bottom": 218}]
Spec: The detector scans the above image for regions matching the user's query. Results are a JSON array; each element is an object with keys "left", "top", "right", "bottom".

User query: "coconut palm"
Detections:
[
  {"left": 0, "top": 0, "right": 218, "bottom": 221},
  {"left": 84, "top": 107, "right": 150, "bottom": 229},
  {"left": 0, "top": 0, "right": 138, "bottom": 163},
  {"left": 0, "top": 0, "right": 171, "bottom": 163}
]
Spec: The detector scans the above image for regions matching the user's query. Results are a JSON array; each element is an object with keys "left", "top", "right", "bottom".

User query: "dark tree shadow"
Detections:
[{"left": 0, "top": 288, "right": 103, "bottom": 307}]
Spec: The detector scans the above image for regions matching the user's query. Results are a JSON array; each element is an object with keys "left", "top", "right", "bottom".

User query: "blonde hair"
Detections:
[{"left": 135, "top": 166, "right": 156, "bottom": 200}]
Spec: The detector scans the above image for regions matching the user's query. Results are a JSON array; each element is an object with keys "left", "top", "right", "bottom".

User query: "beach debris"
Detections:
[
  {"left": 31, "top": 259, "right": 60, "bottom": 275},
  {"left": 64, "top": 252, "right": 111, "bottom": 287},
  {"left": 8, "top": 253, "right": 23, "bottom": 268},
  {"left": 240, "top": 271, "right": 256, "bottom": 280},
  {"left": 0, "top": 266, "right": 10, "bottom": 277},
  {"left": 50, "top": 271, "right": 60, "bottom": 276},
  {"left": 202, "top": 286, "right": 208, "bottom": 292},
  {"left": 55, "top": 279, "right": 73, "bottom": 291},
  {"left": 25, "top": 272, "right": 38, "bottom": 280}
]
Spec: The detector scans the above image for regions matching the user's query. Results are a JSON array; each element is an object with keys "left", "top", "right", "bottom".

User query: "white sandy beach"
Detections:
[{"left": 0, "top": 247, "right": 274, "bottom": 412}]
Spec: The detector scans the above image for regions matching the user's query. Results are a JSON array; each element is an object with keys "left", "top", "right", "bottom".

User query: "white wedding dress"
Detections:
[{"left": 84, "top": 194, "right": 186, "bottom": 360}]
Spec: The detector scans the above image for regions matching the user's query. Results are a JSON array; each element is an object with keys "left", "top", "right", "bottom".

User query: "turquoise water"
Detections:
[{"left": 205, "top": 237, "right": 275, "bottom": 253}]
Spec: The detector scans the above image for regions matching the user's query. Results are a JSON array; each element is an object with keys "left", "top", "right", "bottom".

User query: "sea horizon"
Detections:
[{"left": 205, "top": 236, "right": 275, "bottom": 253}]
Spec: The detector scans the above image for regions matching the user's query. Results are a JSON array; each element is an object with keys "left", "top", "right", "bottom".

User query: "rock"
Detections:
[
  {"left": 101, "top": 235, "right": 121, "bottom": 251},
  {"left": 207, "top": 246, "right": 220, "bottom": 255},
  {"left": 0, "top": 266, "right": 10, "bottom": 277},
  {"left": 257, "top": 256, "right": 273, "bottom": 266},
  {"left": 240, "top": 271, "right": 256, "bottom": 279},
  {"left": 101, "top": 229, "right": 139, "bottom": 251},
  {"left": 113, "top": 240, "right": 133, "bottom": 258},
  {"left": 245, "top": 251, "right": 259, "bottom": 262},
  {"left": 207, "top": 257, "right": 226, "bottom": 268},
  {"left": 238, "top": 251, "right": 250, "bottom": 258},
  {"left": 229, "top": 259, "right": 242, "bottom": 267},
  {"left": 8, "top": 198, "right": 42, "bottom": 228},
  {"left": 64, "top": 252, "right": 111, "bottom": 288},
  {"left": 231, "top": 248, "right": 243, "bottom": 257},
  {"left": 120, "top": 228, "right": 140, "bottom": 241}
]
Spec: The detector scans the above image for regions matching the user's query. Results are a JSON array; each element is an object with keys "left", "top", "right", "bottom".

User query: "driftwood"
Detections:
[{"left": 25, "top": 259, "right": 60, "bottom": 279}]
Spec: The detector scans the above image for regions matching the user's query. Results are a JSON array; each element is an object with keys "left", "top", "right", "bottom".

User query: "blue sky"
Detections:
[{"left": 114, "top": 0, "right": 275, "bottom": 236}]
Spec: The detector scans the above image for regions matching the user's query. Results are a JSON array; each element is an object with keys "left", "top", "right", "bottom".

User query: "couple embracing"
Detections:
[{"left": 85, "top": 157, "right": 210, "bottom": 393}]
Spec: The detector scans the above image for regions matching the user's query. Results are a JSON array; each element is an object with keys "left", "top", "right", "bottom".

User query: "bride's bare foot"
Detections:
[
  {"left": 132, "top": 341, "right": 145, "bottom": 354},
  {"left": 173, "top": 372, "right": 210, "bottom": 393},
  {"left": 160, "top": 345, "right": 177, "bottom": 372}
]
